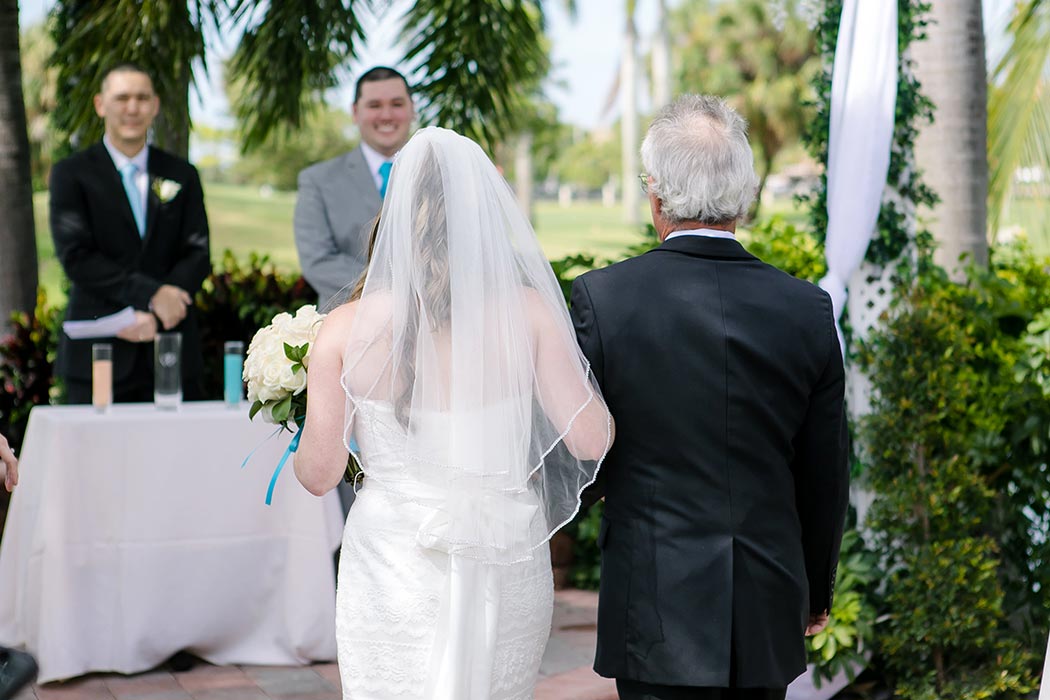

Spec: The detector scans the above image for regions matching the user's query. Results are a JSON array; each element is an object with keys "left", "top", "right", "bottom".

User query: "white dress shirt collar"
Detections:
[
  {"left": 665, "top": 227, "right": 736, "bottom": 241},
  {"left": 103, "top": 135, "right": 149, "bottom": 221},
  {"left": 358, "top": 141, "right": 393, "bottom": 191},
  {"left": 103, "top": 135, "right": 148, "bottom": 174}
]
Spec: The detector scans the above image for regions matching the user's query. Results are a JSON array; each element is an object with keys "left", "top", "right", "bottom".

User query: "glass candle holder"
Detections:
[
  {"left": 223, "top": 340, "right": 244, "bottom": 407},
  {"left": 154, "top": 332, "right": 182, "bottom": 410},
  {"left": 92, "top": 343, "right": 113, "bottom": 412}
]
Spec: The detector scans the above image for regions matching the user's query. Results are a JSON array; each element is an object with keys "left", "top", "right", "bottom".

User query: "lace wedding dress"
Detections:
[
  {"left": 334, "top": 399, "right": 554, "bottom": 700},
  {"left": 327, "top": 127, "right": 611, "bottom": 700}
]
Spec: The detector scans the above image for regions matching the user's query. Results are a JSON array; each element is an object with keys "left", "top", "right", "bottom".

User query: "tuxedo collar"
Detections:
[
  {"left": 344, "top": 146, "right": 382, "bottom": 204},
  {"left": 102, "top": 135, "right": 148, "bottom": 173},
  {"left": 654, "top": 232, "right": 757, "bottom": 261}
]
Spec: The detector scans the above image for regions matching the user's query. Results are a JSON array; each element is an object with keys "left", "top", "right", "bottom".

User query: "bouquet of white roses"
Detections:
[
  {"left": 243, "top": 304, "right": 324, "bottom": 428},
  {"left": 243, "top": 305, "right": 359, "bottom": 496}
]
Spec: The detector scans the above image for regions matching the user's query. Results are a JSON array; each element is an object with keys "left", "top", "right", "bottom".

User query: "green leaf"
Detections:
[
  {"left": 821, "top": 635, "right": 837, "bottom": 662},
  {"left": 400, "top": 0, "right": 549, "bottom": 153},
  {"left": 270, "top": 394, "right": 292, "bottom": 424},
  {"left": 248, "top": 400, "right": 264, "bottom": 420},
  {"left": 987, "top": 0, "right": 1050, "bottom": 242},
  {"left": 227, "top": 0, "right": 365, "bottom": 151}
]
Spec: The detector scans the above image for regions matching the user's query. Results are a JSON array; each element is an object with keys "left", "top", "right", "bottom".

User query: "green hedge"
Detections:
[{"left": 856, "top": 241, "right": 1050, "bottom": 697}]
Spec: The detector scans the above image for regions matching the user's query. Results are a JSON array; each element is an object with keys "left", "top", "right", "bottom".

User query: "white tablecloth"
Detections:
[{"left": 0, "top": 402, "right": 344, "bottom": 682}]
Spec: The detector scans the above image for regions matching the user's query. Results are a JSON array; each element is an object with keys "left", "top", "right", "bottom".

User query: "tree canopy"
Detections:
[
  {"left": 48, "top": 0, "right": 552, "bottom": 158},
  {"left": 672, "top": 0, "right": 818, "bottom": 215}
]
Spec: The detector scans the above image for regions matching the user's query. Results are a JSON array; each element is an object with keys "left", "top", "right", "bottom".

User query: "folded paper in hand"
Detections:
[{"left": 62, "top": 307, "right": 137, "bottom": 339}]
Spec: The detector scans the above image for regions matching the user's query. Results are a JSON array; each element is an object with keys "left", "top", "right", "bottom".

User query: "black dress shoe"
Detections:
[
  {"left": 166, "top": 651, "right": 198, "bottom": 673},
  {"left": 0, "top": 647, "right": 38, "bottom": 700}
]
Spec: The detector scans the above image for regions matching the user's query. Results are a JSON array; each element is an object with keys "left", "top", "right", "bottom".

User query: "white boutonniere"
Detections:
[{"left": 152, "top": 177, "right": 182, "bottom": 203}]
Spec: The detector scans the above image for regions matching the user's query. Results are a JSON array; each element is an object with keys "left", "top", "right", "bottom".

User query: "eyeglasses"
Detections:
[{"left": 638, "top": 173, "right": 651, "bottom": 193}]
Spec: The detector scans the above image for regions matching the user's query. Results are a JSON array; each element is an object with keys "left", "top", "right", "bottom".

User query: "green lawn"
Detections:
[
  {"left": 34, "top": 184, "right": 665, "bottom": 302},
  {"left": 37, "top": 182, "right": 1041, "bottom": 304}
]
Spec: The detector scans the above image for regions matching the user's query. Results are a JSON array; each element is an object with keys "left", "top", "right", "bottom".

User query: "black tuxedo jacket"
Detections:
[
  {"left": 50, "top": 142, "right": 211, "bottom": 389},
  {"left": 570, "top": 235, "right": 849, "bottom": 689}
]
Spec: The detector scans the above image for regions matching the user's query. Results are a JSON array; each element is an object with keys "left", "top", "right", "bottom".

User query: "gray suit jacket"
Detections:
[{"left": 294, "top": 146, "right": 382, "bottom": 308}]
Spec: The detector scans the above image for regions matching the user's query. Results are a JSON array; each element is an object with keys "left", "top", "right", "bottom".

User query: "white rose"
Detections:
[
  {"left": 282, "top": 366, "right": 308, "bottom": 395},
  {"left": 256, "top": 382, "right": 282, "bottom": 404},
  {"left": 270, "top": 312, "right": 294, "bottom": 334}
]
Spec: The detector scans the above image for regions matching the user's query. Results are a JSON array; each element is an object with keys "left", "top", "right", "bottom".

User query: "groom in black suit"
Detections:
[
  {"left": 570, "top": 95, "right": 849, "bottom": 700},
  {"left": 50, "top": 63, "right": 211, "bottom": 403}
]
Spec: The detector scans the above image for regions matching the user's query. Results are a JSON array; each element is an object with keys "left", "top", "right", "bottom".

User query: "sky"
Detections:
[{"left": 17, "top": 0, "right": 1016, "bottom": 133}]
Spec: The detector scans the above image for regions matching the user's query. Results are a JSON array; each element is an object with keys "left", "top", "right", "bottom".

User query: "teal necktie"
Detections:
[
  {"left": 120, "top": 163, "right": 146, "bottom": 237},
  {"left": 378, "top": 161, "right": 392, "bottom": 199}
]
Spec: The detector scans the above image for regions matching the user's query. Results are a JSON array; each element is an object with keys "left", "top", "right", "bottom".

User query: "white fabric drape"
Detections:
[
  {"left": 818, "top": 0, "right": 899, "bottom": 346},
  {"left": 1040, "top": 633, "right": 1050, "bottom": 700}
]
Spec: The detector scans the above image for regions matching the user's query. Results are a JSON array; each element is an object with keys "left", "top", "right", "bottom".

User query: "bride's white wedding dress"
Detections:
[
  {"left": 334, "top": 399, "right": 554, "bottom": 700},
  {"left": 321, "top": 127, "right": 610, "bottom": 700}
]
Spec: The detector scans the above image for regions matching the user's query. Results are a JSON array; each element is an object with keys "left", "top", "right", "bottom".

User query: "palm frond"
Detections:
[
  {"left": 226, "top": 0, "right": 365, "bottom": 152},
  {"left": 49, "top": 0, "right": 206, "bottom": 155},
  {"left": 987, "top": 0, "right": 1050, "bottom": 241},
  {"left": 400, "top": 0, "right": 548, "bottom": 153}
]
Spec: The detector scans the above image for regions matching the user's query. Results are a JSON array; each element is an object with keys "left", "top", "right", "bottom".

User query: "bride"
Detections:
[{"left": 293, "top": 126, "right": 614, "bottom": 700}]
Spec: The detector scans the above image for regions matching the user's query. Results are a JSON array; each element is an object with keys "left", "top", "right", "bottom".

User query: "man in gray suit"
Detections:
[{"left": 294, "top": 66, "right": 415, "bottom": 308}]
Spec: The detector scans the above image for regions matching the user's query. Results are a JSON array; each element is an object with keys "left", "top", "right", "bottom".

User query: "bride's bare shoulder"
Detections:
[
  {"left": 521, "top": 286, "right": 563, "bottom": 329},
  {"left": 320, "top": 300, "right": 359, "bottom": 332}
]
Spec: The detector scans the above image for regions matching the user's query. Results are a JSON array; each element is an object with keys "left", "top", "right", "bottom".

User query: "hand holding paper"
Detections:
[{"left": 62, "top": 307, "right": 137, "bottom": 340}]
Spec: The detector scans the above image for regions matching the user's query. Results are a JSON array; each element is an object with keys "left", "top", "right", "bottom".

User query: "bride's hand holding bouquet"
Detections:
[
  {"left": 243, "top": 304, "right": 358, "bottom": 503},
  {"left": 243, "top": 305, "right": 323, "bottom": 430}
]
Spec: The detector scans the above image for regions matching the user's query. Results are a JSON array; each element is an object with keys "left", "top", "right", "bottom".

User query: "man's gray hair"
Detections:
[{"left": 640, "top": 95, "right": 759, "bottom": 225}]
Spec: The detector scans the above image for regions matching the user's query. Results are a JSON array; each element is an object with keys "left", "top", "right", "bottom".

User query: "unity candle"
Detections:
[
  {"left": 224, "top": 341, "right": 244, "bottom": 407},
  {"left": 92, "top": 343, "right": 113, "bottom": 412}
]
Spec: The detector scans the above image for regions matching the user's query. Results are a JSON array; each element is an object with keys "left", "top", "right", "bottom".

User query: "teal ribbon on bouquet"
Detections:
[
  {"left": 242, "top": 419, "right": 360, "bottom": 505},
  {"left": 264, "top": 429, "right": 302, "bottom": 506},
  {"left": 240, "top": 423, "right": 299, "bottom": 506}
]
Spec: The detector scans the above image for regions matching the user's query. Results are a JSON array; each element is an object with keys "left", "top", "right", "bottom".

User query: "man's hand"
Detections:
[
  {"left": 1, "top": 433, "right": 18, "bottom": 492},
  {"left": 117, "top": 311, "right": 159, "bottom": 343},
  {"left": 805, "top": 611, "right": 830, "bottom": 636},
  {"left": 150, "top": 285, "right": 192, "bottom": 330}
]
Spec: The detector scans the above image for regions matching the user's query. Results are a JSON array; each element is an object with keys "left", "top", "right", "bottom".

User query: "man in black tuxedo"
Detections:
[
  {"left": 50, "top": 63, "right": 210, "bottom": 403},
  {"left": 570, "top": 95, "right": 849, "bottom": 700}
]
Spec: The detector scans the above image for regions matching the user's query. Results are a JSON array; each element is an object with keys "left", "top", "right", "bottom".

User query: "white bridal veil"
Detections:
[{"left": 340, "top": 127, "right": 612, "bottom": 565}]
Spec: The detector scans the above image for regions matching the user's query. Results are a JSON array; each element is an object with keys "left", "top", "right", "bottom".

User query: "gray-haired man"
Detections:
[{"left": 571, "top": 95, "right": 849, "bottom": 700}]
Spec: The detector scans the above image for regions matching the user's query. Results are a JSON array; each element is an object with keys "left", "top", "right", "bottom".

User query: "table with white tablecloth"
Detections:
[{"left": 0, "top": 402, "right": 344, "bottom": 683}]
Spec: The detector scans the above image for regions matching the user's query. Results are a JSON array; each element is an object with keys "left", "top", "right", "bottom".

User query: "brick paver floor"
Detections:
[{"left": 12, "top": 589, "right": 615, "bottom": 700}]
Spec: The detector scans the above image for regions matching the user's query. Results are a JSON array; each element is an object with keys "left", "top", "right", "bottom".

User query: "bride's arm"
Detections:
[
  {"left": 294, "top": 303, "right": 358, "bottom": 496},
  {"left": 527, "top": 290, "right": 615, "bottom": 461}
]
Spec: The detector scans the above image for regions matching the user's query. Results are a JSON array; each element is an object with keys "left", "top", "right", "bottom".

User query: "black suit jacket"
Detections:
[
  {"left": 50, "top": 142, "right": 211, "bottom": 390},
  {"left": 570, "top": 235, "right": 849, "bottom": 689}
]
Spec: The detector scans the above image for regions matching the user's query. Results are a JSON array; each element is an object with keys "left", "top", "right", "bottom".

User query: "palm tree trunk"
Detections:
[
  {"left": 150, "top": 0, "right": 192, "bottom": 158},
  {"left": 912, "top": 0, "right": 989, "bottom": 275},
  {"left": 651, "top": 0, "right": 671, "bottom": 109},
  {"left": 621, "top": 3, "right": 640, "bottom": 226},
  {"left": 152, "top": 66, "right": 191, "bottom": 158},
  {"left": 515, "top": 132, "right": 535, "bottom": 223},
  {"left": 0, "top": 0, "right": 39, "bottom": 330}
]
